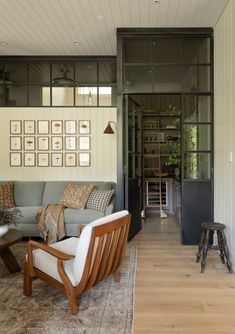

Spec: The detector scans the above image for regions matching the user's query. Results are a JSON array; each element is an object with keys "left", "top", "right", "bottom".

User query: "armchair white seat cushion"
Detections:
[{"left": 32, "top": 237, "right": 79, "bottom": 286}]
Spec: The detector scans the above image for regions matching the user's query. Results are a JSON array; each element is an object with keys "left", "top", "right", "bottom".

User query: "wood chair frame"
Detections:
[{"left": 23, "top": 213, "right": 131, "bottom": 315}]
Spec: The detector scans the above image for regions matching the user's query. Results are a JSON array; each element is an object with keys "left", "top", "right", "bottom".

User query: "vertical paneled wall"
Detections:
[
  {"left": 0, "top": 107, "right": 117, "bottom": 182},
  {"left": 214, "top": 0, "right": 235, "bottom": 267}
]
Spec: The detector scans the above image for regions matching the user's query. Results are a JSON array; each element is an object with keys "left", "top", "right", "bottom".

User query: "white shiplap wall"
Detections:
[
  {"left": 0, "top": 107, "right": 117, "bottom": 182},
  {"left": 214, "top": 0, "right": 235, "bottom": 268}
]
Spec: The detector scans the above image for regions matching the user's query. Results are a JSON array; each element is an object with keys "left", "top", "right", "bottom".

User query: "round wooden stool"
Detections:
[{"left": 196, "top": 222, "right": 232, "bottom": 273}]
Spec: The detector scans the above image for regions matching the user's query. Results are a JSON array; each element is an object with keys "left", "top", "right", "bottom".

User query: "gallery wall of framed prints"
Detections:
[{"left": 9, "top": 120, "right": 91, "bottom": 167}]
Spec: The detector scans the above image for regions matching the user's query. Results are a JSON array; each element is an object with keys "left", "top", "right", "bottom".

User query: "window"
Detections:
[{"left": 0, "top": 58, "right": 117, "bottom": 107}]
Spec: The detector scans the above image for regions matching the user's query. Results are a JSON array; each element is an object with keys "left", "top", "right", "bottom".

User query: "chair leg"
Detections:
[
  {"left": 201, "top": 230, "right": 210, "bottom": 273},
  {"left": 221, "top": 231, "right": 233, "bottom": 273},
  {"left": 66, "top": 289, "right": 78, "bottom": 315},
  {"left": 196, "top": 228, "right": 206, "bottom": 263},
  {"left": 217, "top": 231, "right": 225, "bottom": 264},
  {"left": 23, "top": 262, "right": 33, "bottom": 296},
  {"left": 114, "top": 269, "right": 120, "bottom": 283}
]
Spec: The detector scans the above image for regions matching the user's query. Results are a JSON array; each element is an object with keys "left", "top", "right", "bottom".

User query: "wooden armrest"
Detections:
[
  {"left": 28, "top": 240, "right": 75, "bottom": 261},
  {"left": 77, "top": 224, "right": 86, "bottom": 237}
]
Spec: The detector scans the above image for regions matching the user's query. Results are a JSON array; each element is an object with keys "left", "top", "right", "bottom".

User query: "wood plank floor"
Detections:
[{"left": 131, "top": 214, "right": 235, "bottom": 333}]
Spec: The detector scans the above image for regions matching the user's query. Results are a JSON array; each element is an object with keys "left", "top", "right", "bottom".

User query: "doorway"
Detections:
[
  {"left": 125, "top": 93, "right": 182, "bottom": 229},
  {"left": 124, "top": 92, "right": 213, "bottom": 244}
]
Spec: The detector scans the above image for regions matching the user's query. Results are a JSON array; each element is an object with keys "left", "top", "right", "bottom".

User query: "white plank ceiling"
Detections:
[{"left": 0, "top": 0, "right": 229, "bottom": 56}]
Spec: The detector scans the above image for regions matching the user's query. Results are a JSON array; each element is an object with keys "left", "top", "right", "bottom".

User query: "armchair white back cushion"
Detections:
[{"left": 73, "top": 210, "right": 129, "bottom": 284}]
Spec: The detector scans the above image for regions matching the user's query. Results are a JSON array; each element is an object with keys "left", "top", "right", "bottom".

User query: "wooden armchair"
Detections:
[{"left": 23, "top": 211, "right": 131, "bottom": 315}]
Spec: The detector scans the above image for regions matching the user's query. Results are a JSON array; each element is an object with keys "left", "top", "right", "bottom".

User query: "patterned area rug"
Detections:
[{"left": 0, "top": 241, "right": 136, "bottom": 334}]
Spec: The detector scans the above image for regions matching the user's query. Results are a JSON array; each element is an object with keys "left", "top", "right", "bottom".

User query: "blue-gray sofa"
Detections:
[{"left": 0, "top": 181, "right": 116, "bottom": 237}]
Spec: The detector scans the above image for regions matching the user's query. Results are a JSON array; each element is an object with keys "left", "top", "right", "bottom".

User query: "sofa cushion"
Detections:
[
  {"left": 60, "top": 183, "right": 95, "bottom": 209},
  {"left": 17, "top": 206, "right": 41, "bottom": 224},
  {"left": 64, "top": 208, "right": 104, "bottom": 224},
  {"left": 43, "top": 181, "right": 68, "bottom": 205},
  {"left": 14, "top": 181, "right": 45, "bottom": 207},
  {"left": 86, "top": 189, "right": 114, "bottom": 212},
  {"left": 0, "top": 182, "right": 14, "bottom": 208}
]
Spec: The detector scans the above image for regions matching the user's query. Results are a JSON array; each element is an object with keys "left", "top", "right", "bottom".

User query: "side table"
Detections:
[{"left": 0, "top": 229, "right": 23, "bottom": 273}]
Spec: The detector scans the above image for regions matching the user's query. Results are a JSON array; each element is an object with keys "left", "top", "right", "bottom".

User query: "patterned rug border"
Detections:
[{"left": 0, "top": 241, "right": 137, "bottom": 334}]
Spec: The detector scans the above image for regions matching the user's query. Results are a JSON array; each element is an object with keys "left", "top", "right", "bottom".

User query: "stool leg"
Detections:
[
  {"left": 201, "top": 230, "right": 210, "bottom": 273},
  {"left": 221, "top": 230, "right": 233, "bottom": 273},
  {"left": 217, "top": 231, "right": 225, "bottom": 264},
  {"left": 196, "top": 228, "right": 206, "bottom": 263}
]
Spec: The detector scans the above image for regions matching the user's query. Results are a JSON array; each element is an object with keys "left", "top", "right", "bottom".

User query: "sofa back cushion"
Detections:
[
  {"left": 14, "top": 181, "right": 45, "bottom": 207},
  {"left": 43, "top": 181, "right": 68, "bottom": 205},
  {"left": 43, "top": 181, "right": 116, "bottom": 206}
]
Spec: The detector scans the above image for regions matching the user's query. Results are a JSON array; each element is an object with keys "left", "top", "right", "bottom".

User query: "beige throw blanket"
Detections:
[{"left": 36, "top": 204, "right": 65, "bottom": 244}]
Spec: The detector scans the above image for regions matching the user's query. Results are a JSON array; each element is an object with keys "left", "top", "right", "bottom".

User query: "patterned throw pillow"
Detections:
[
  {"left": 60, "top": 183, "right": 95, "bottom": 209},
  {"left": 0, "top": 183, "right": 15, "bottom": 208},
  {"left": 86, "top": 189, "right": 114, "bottom": 212}
]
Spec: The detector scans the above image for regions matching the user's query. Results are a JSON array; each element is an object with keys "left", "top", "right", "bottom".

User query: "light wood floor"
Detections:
[{"left": 132, "top": 214, "right": 235, "bottom": 334}]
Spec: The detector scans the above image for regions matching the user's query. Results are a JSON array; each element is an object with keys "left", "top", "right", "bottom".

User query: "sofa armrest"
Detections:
[{"left": 105, "top": 199, "right": 115, "bottom": 216}]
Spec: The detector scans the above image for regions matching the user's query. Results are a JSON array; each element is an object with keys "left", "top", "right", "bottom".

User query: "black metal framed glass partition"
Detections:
[
  {"left": 117, "top": 28, "right": 213, "bottom": 243},
  {"left": 0, "top": 57, "right": 117, "bottom": 107}
]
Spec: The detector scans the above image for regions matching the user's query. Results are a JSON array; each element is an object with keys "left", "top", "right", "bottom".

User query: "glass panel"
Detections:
[
  {"left": 0, "top": 84, "right": 4, "bottom": 106},
  {"left": 160, "top": 118, "right": 180, "bottom": 129},
  {"left": 183, "top": 95, "right": 211, "bottom": 122},
  {"left": 184, "top": 152, "right": 211, "bottom": 180},
  {"left": 124, "top": 37, "right": 152, "bottom": 63},
  {"left": 99, "top": 86, "right": 112, "bottom": 106},
  {"left": 182, "top": 37, "right": 210, "bottom": 64},
  {"left": 75, "top": 87, "right": 97, "bottom": 106},
  {"left": 52, "top": 63, "right": 75, "bottom": 86},
  {"left": 124, "top": 65, "right": 152, "bottom": 92},
  {"left": 6, "top": 86, "right": 27, "bottom": 106},
  {"left": 5, "top": 63, "right": 27, "bottom": 83},
  {"left": 153, "top": 66, "right": 181, "bottom": 92},
  {"left": 183, "top": 124, "right": 211, "bottom": 151},
  {"left": 52, "top": 87, "right": 74, "bottom": 106},
  {"left": 28, "top": 86, "right": 50, "bottom": 106},
  {"left": 75, "top": 62, "right": 97, "bottom": 84},
  {"left": 182, "top": 66, "right": 211, "bottom": 92},
  {"left": 99, "top": 62, "right": 116, "bottom": 84},
  {"left": 131, "top": 94, "right": 181, "bottom": 114},
  {"left": 152, "top": 38, "right": 181, "bottom": 63},
  {"left": 28, "top": 63, "right": 50, "bottom": 84}
]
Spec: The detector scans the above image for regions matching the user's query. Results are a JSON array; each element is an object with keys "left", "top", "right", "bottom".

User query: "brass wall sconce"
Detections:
[{"left": 103, "top": 121, "right": 117, "bottom": 134}]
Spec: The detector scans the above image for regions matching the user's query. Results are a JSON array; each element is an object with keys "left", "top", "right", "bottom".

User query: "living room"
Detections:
[{"left": 1, "top": 0, "right": 235, "bottom": 333}]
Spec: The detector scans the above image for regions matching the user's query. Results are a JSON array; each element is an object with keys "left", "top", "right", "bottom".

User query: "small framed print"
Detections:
[
  {"left": 79, "top": 152, "right": 90, "bottom": 167},
  {"left": 24, "top": 120, "right": 35, "bottom": 134},
  {"left": 38, "top": 137, "right": 49, "bottom": 151},
  {"left": 65, "top": 120, "right": 76, "bottom": 134},
  {"left": 10, "top": 120, "right": 22, "bottom": 134},
  {"left": 10, "top": 152, "right": 22, "bottom": 167},
  {"left": 79, "top": 120, "right": 90, "bottom": 134},
  {"left": 24, "top": 153, "right": 36, "bottom": 167},
  {"left": 65, "top": 153, "right": 77, "bottom": 167},
  {"left": 51, "top": 120, "right": 63, "bottom": 134},
  {"left": 38, "top": 153, "right": 49, "bottom": 167},
  {"left": 51, "top": 153, "right": 63, "bottom": 167},
  {"left": 51, "top": 136, "right": 63, "bottom": 151},
  {"left": 24, "top": 136, "right": 35, "bottom": 151},
  {"left": 38, "top": 120, "right": 49, "bottom": 134},
  {"left": 10, "top": 137, "right": 22, "bottom": 151},
  {"left": 79, "top": 136, "right": 90, "bottom": 150},
  {"left": 65, "top": 136, "right": 77, "bottom": 150}
]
